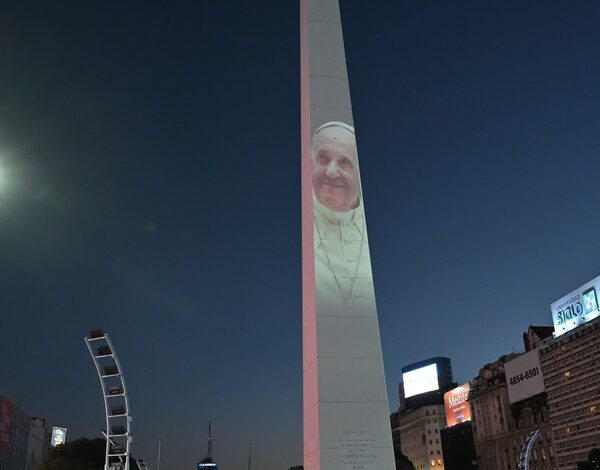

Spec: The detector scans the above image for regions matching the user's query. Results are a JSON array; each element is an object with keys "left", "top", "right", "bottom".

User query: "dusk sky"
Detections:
[{"left": 2, "top": 2, "right": 600, "bottom": 469}]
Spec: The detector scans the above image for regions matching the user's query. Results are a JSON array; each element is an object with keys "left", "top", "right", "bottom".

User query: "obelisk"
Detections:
[{"left": 300, "top": 1, "right": 396, "bottom": 470}]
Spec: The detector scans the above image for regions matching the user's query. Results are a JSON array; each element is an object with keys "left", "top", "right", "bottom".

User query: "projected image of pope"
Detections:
[{"left": 312, "top": 121, "right": 376, "bottom": 315}]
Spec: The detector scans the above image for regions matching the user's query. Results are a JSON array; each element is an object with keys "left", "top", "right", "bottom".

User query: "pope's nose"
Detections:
[{"left": 325, "top": 161, "right": 341, "bottom": 179}]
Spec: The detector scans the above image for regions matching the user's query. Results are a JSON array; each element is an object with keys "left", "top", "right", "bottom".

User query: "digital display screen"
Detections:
[{"left": 402, "top": 363, "right": 439, "bottom": 398}]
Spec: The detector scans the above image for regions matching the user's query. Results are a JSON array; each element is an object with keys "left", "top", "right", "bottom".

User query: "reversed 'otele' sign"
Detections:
[
  {"left": 0, "top": 396, "right": 15, "bottom": 451},
  {"left": 504, "top": 350, "right": 545, "bottom": 404}
]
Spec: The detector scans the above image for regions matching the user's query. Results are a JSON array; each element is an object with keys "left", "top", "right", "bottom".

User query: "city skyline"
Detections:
[{"left": 2, "top": 2, "right": 600, "bottom": 469}]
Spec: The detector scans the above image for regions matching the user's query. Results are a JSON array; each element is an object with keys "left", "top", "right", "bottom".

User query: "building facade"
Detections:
[
  {"left": 538, "top": 316, "right": 600, "bottom": 469},
  {"left": 469, "top": 354, "right": 554, "bottom": 470},
  {"left": 26, "top": 417, "right": 48, "bottom": 470},
  {"left": 390, "top": 411, "right": 416, "bottom": 470},
  {"left": 469, "top": 356, "right": 515, "bottom": 470},
  {"left": 398, "top": 405, "right": 446, "bottom": 470},
  {"left": 440, "top": 421, "right": 477, "bottom": 470},
  {"left": 0, "top": 397, "right": 32, "bottom": 470}
]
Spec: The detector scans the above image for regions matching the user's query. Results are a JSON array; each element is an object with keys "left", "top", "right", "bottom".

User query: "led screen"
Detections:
[{"left": 402, "top": 363, "right": 439, "bottom": 398}]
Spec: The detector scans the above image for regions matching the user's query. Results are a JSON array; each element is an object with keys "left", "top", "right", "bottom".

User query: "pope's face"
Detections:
[{"left": 312, "top": 125, "right": 360, "bottom": 212}]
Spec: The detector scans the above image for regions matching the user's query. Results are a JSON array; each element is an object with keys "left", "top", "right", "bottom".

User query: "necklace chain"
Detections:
[{"left": 314, "top": 213, "right": 365, "bottom": 303}]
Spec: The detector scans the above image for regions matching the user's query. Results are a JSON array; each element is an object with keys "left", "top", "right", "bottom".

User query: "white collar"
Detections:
[{"left": 312, "top": 192, "right": 362, "bottom": 223}]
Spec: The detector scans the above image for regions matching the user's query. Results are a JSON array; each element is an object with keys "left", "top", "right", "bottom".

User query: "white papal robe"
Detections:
[{"left": 312, "top": 194, "right": 377, "bottom": 318}]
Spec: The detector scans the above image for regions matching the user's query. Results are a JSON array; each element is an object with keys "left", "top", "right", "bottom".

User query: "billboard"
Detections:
[
  {"left": 444, "top": 384, "right": 471, "bottom": 427},
  {"left": 301, "top": 1, "right": 395, "bottom": 469},
  {"left": 504, "top": 350, "right": 545, "bottom": 404},
  {"left": 551, "top": 275, "right": 600, "bottom": 337},
  {"left": 403, "top": 363, "right": 439, "bottom": 399},
  {"left": 0, "top": 396, "right": 15, "bottom": 451},
  {"left": 51, "top": 427, "right": 67, "bottom": 447}
]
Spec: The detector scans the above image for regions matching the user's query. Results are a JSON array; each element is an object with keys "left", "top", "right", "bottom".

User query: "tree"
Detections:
[
  {"left": 39, "top": 438, "right": 105, "bottom": 470},
  {"left": 393, "top": 444, "right": 416, "bottom": 470},
  {"left": 577, "top": 448, "right": 600, "bottom": 470}
]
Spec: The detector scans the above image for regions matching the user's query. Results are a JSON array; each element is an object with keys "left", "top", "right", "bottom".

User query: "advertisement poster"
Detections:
[
  {"left": 444, "top": 384, "right": 471, "bottom": 427},
  {"left": 504, "top": 350, "right": 545, "bottom": 404}
]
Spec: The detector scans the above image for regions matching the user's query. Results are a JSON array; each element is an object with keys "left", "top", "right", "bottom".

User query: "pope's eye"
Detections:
[
  {"left": 339, "top": 157, "right": 353, "bottom": 170},
  {"left": 316, "top": 154, "right": 329, "bottom": 165}
]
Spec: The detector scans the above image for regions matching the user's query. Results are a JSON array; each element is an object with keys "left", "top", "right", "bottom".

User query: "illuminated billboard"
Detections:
[
  {"left": 551, "top": 275, "right": 600, "bottom": 337},
  {"left": 504, "top": 350, "right": 545, "bottom": 404},
  {"left": 403, "top": 363, "right": 439, "bottom": 399},
  {"left": 444, "top": 384, "right": 471, "bottom": 427},
  {"left": 301, "top": 1, "right": 395, "bottom": 469},
  {"left": 51, "top": 427, "right": 67, "bottom": 447},
  {"left": 0, "top": 396, "right": 15, "bottom": 451}
]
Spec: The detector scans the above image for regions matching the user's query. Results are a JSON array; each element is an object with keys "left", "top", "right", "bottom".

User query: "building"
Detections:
[
  {"left": 469, "top": 352, "right": 554, "bottom": 470},
  {"left": 0, "top": 396, "right": 32, "bottom": 470},
  {"left": 440, "top": 421, "right": 477, "bottom": 470},
  {"left": 197, "top": 421, "right": 217, "bottom": 470},
  {"left": 392, "top": 357, "right": 457, "bottom": 470},
  {"left": 398, "top": 404, "right": 446, "bottom": 470},
  {"left": 509, "top": 394, "right": 554, "bottom": 469},
  {"left": 390, "top": 411, "right": 416, "bottom": 470},
  {"left": 26, "top": 417, "right": 48, "bottom": 469},
  {"left": 441, "top": 383, "right": 477, "bottom": 469},
  {"left": 538, "top": 316, "right": 600, "bottom": 469},
  {"left": 469, "top": 354, "right": 517, "bottom": 469},
  {"left": 523, "top": 325, "right": 554, "bottom": 352}
]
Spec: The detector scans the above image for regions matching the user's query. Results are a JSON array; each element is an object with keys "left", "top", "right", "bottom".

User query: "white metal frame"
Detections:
[
  {"left": 85, "top": 331, "right": 132, "bottom": 470},
  {"left": 518, "top": 428, "right": 540, "bottom": 470}
]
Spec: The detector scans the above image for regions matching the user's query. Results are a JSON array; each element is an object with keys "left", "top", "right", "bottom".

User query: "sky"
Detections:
[{"left": 1, "top": 1, "right": 600, "bottom": 469}]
